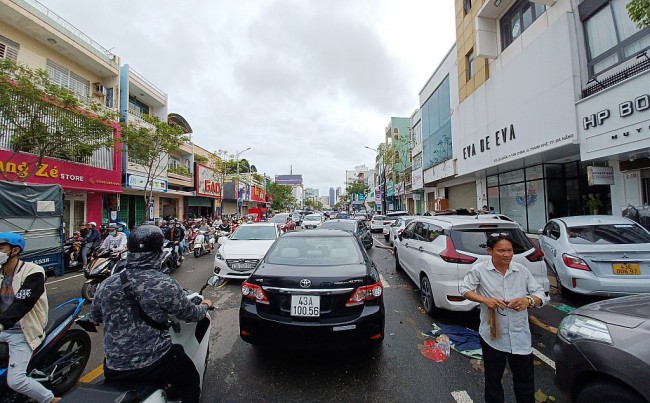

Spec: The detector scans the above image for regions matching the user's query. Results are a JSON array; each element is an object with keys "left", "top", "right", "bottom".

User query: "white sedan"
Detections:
[
  {"left": 301, "top": 214, "right": 324, "bottom": 229},
  {"left": 214, "top": 223, "right": 281, "bottom": 279}
]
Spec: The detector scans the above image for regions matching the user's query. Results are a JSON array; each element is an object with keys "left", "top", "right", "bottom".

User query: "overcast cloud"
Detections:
[{"left": 37, "top": 0, "right": 456, "bottom": 195}]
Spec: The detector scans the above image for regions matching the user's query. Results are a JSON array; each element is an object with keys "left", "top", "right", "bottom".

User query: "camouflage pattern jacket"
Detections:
[{"left": 90, "top": 251, "right": 208, "bottom": 371}]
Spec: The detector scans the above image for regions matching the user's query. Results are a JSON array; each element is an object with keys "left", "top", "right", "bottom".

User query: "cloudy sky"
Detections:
[{"left": 38, "top": 0, "right": 456, "bottom": 195}]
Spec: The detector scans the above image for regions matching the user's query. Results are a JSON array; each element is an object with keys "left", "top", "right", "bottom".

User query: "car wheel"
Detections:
[
  {"left": 551, "top": 264, "right": 569, "bottom": 296},
  {"left": 395, "top": 249, "right": 402, "bottom": 271},
  {"left": 420, "top": 275, "right": 437, "bottom": 315},
  {"left": 576, "top": 380, "right": 645, "bottom": 403}
]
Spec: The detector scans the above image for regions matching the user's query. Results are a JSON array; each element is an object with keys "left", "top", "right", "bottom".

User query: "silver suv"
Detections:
[{"left": 394, "top": 216, "right": 548, "bottom": 313}]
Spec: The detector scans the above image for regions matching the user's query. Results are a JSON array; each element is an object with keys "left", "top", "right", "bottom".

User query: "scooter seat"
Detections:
[
  {"left": 61, "top": 380, "right": 165, "bottom": 403},
  {"left": 44, "top": 301, "right": 78, "bottom": 335}
]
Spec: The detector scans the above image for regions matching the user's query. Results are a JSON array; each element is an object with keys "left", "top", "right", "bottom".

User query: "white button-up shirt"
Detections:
[{"left": 460, "top": 259, "right": 548, "bottom": 355}]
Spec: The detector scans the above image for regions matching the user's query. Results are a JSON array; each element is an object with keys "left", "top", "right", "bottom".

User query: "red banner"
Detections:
[
  {"left": 250, "top": 186, "right": 266, "bottom": 202},
  {"left": 195, "top": 163, "right": 222, "bottom": 199},
  {"left": 0, "top": 149, "right": 122, "bottom": 193}
]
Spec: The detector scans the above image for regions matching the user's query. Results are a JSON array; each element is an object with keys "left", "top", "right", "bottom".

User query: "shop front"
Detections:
[
  {"left": 0, "top": 149, "right": 122, "bottom": 237},
  {"left": 191, "top": 163, "right": 222, "bottom": 220},
  {"left": 122, "top": 173, "right": 168, "bottom": 227}
]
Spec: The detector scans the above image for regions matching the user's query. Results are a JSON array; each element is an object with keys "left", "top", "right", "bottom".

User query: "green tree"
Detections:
[
  {"left": 267, "top": 181, "right": 296, "bottom": 211},
  {"left": 0, "top": 59, "right": 118, "bottom": 181},
  {"left": 346, "top": 182, "right": 370, "bottom": 203},
  {"left": 122, "top": 114, "right": 188, "bottom": 221},
  {"left": 627, "top": 0, "right": 650, "bottom": 28}
]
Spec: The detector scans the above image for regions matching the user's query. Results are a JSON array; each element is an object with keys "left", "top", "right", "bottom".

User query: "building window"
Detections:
[
  {"left": 467, "top": 49, "right": 475, "bottom": 80},
  {"left": 45, "top": 59, "right": 89, "bottom": 99},
  {"left": 0, "top": 35, "right": 19, "bottom": 62},
  {"left": 580, "top": 0, "right": 650, "bottom": 76},
  {"left": 168, "top": 157, "right": 180, "bottom": 170},
  {"left": 128, "top": 96, "right": 150, "bottom": 115},
  {"left": 500, "top": 0, "right": 546, "bottom": 50},
  {"left": 463, "top": 0, "right": 472, "bottom": 16}
]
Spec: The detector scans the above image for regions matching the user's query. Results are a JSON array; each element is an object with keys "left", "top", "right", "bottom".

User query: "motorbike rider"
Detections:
[
  {"left": 164, "top": 220, "right": 185, "bottom": 264},
  {"left": 99, "top": 224, "right": 128, "bottom": 257},
  {"left": 0, "top": 233, "right": 60, "bottom": 403},
  {"left": 80, "top": 222, "right": 101, "bottom": 271},
  {"left": 78, "top": 222, "right": 88, "bottom": 239},
  {"left": 117, "top": 221, "right": 130, "bottom": 238},
  {"left": 217, "top": 219, "right": 231, "bottom": 234},
  {"left": 89, "top": 225, "right": 213, "bottom": 403}
]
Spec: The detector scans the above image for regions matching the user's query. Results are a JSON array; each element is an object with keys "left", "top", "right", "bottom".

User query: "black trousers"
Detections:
[
  {"left": 104, "top": 344, "right": 201, "bottom": 403},
  {"left": 480, "top": 337, "right": 534, "bottom": 403}
]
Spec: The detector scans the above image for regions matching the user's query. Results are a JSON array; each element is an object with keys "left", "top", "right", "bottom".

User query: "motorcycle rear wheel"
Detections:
[
  {"left": 29, "top": 329, "right": 91, "bottom": 396},
  {"left": 81, "top": 281, "right": 99, "bottom": 301},
  {"left": 194, "top": 248, "right": 201, "bottom": 258}
]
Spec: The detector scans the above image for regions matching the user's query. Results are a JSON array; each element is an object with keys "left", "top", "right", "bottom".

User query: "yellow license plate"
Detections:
[{"left": 612, "top": 263, "right": 640, "bottom": 275}]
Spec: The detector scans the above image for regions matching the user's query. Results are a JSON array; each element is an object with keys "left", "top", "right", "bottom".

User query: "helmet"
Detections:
[
  {"left": 0, "top": 232, "right": 25, "bottom": 252},
  {"left": 88, "top": 221, "right": 97, "bottom": 227},
  {"left": 117, "top": 221, "right": 127, "bottom": 229},
  {"left": 127, "top": 225, "right": 164, "bottom": 253},
  {"left": 108, "top": 223, "right": 118, "bottom": 230}
]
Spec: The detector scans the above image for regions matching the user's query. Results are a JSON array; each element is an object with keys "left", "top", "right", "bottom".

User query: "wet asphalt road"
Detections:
[{"left": 46, "top": 234, "right": 604, "bottom": 402}]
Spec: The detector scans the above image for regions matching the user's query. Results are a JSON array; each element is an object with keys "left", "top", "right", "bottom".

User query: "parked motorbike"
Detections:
[
  {"left": 0, "top": 298, "right": 91, "bottom": 402},
  {"left": 193, "top": 230, "right": 210, "bottom": 258},
  {"left": 81, "top": 249, "right": 126, "bottom": 301},
  {"left": 61, "top": 275, "right": 221, "bottom": 403}
]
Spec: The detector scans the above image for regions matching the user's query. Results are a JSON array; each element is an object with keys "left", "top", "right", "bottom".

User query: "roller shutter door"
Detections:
[{"left": 447, "top": 182, "right": 477, "bottom": 210}]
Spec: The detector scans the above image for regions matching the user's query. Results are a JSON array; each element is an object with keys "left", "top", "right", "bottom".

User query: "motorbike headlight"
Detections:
[{"left": 558, "top": 314, "right": 612, "bottom": 345}]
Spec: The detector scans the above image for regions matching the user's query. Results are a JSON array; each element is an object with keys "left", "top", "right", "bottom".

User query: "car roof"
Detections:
[
  {"left": 415, "top": 216, "right": 521, "bottom": 229},
  {"left": 282, "top": 228, "right": 354, "bottom": 238},
  {"left": 305, "top": 213, "right": 322, "bottom": 217},
  {"left": 386, "top": 211, "right": 409, "bottom": 216},
  {"left": 238, "top": 222, "right": 277, "bottom": 227},
  {"left": 556, "top": 215, "right": 635, "bottom": 226}
]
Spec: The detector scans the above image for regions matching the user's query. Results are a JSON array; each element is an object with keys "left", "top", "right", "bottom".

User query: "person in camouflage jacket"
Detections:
[{"left": 90, "top": 225, "right": 213, "bottom": 403}]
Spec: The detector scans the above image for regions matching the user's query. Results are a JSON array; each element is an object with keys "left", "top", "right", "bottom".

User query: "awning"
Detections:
[{"left": 188, "top": 197, "right": 212, "bottom": 207}]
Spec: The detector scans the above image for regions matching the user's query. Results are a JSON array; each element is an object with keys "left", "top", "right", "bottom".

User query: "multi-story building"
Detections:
[
  {"left": 407, "top": 109, "right": 423, "bottom": 214},
  {"left": 329, "top": 187, "right": 335, "bottom": 207},
  {"left": 384, "top": 118, "right": 410, "bottom": 211},
  {"left": 275, "top": 174, "right": 304, "bottom": 209},
  {"left": 0, "top": 0, "right": 122, "bottom": 236},
  {"left": 320, "top": 195, "right": 330, "bottom": 207}
]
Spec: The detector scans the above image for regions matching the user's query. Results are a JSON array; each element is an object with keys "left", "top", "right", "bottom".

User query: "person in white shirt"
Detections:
[
  {"left": 460, "top": 233, "right": 548, "bottom": 403},
  {"left": 100, "top": 224, "right": 128, "bottom": 256}
]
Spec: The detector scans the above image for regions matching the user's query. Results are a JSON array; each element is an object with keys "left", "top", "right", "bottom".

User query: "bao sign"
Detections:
[{"left": 195, "top": 163, "right": 221, "bottom": 198}]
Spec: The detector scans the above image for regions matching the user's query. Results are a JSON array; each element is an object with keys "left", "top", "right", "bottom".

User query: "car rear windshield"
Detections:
[
  {"left": 265, "top": 236, "right": 362, "bottom": 266},
  {"left": 321, "top": 221, "right": 356, "bottom": 231},
  {"left": 304, "top": 216, "right": 321, "bottom": 221},
  {"left": 230, "top": 226, "right": 277, "bottom": 240},
  {"left": 449, "top": 229, "right": 533, "bottom": 255},
  {"left": 567, "top": 224, "right": 650, "bottom": 244},
  {"left": 372, "top": 215, "right": 385, "bottom": 220},
  {"left": 269, "top": 215, "right": 289, "bottom": 223}
]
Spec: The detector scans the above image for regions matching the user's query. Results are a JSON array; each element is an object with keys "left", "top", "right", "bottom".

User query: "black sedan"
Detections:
[
  {"left": 320, "top": 219, "right": 373, "bottom": 249},
  {"left": 554, "top": 294, "right": 650, "bottom": 402},
  {"left": 239, "top": 229, "right": 385, "bottom": 347}
]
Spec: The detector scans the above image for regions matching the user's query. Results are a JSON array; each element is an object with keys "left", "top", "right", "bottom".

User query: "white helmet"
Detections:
[{"left": 88, "top": 221, "right": 97, "bottom": 227}]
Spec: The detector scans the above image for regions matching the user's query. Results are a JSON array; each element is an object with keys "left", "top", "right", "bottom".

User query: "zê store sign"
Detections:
[{"left": 0, "top": 150, "right": 122, "bottom": 193}]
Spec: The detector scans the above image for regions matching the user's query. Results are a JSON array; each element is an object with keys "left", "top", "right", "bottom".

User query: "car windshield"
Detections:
[
  {"left": 270, "top": 215, "right": 289, "bottom": 223},
  {"left": 230, "top": 226, "right": 277, "bottom": 240},
  {"left": 305, "top": 216, "right": 321, "bottom": 221},
  {"left": 321, "top": 221, "right": 356, "bottom": 232},
  {"left": 265, "top": 236, "right": 362, "bottom": 266},
  {"left": 567, "top": 224, "right": 650, "bottom": 244},
  {"left": 449, "top": 228, "right": 532, "bottom": 255}
]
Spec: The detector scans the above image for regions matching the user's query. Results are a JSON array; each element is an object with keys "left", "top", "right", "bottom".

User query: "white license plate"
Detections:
[
  {"left": 231, "top": 263, "right": 254, "bottom": 269},
  {"left": 291, "top": 295, "right": 320, "bottom": 317}
]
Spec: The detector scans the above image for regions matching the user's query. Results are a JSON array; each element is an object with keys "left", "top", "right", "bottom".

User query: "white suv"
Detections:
[
  {"left": 394, "top": 216, "right": 548, "bottom": 312},
  {"left": 214, "top": 223, "right": 282, "bottom": 279},
  {"left": 382, "top": 211, "right": 409, "bottom": 241}
]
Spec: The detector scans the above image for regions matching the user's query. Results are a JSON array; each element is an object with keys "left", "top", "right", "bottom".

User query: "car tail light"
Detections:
[
  {"left": 562, "top": 254, "right": 591, "bottom": 271},
  {"left": 440, "top": 237, "right": 477, "bottom": 264},
  {"left": 526, "top": 246, "right": 544, "bottom": 262},
  {"left": 346, "top": 282, "right": 383, "bottom": 307},
  {"left": 241, "top": 281, "right": 270, "bottom": 304}
]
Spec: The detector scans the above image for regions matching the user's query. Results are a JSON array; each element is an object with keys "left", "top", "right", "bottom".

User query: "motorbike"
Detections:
[
  {"left": 0, "top": 298, "right": 91, "bottom": 403},
  {"left": 161, "top": 239, "right": 182, "bottom": 275},
  {"left": 81, "top": 248, "right": 126, "bottom": 301},
  {"left": 62, "top": 239, "right": 84, "bottom": 272},
  {"left": 193, "top": 230, "right": 211, "bottom": 258},
  {"left": 62, "top": 275, "right": 221, "bottom": 403},
  {"left": 187, "top": 228, "right": 198, "bottom": 251}
]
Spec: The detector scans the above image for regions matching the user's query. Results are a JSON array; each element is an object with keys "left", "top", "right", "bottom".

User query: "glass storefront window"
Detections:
[
  {"left": 499, "top": 169, "right": 525, "bottom": 185},
  {"left": 487, "top": 175, "right": 499, "bottom": 187},
  {"left": 565, "top": 162, "right": 578, "bottom": 177},
  {"left": 545, "top": 164, "right": 563, "bottom": 178},
  {"left": 525, "top": 165, "right": 543, "bottom": 180},
  {"left": 488, "top": 187, "right": 500, "bottom": 213},
  {"left": 499, "top": 183, "right": 528, "bottom": 229},
  {"left": 527, "top": 180, "right": 546, "bottom": 232}
]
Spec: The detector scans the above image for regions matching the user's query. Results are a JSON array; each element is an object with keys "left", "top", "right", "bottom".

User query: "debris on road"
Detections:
[
  {"left": 419, "top": 339, "right": 447, "bottom": 362},
  {"left": 416, "top": 306, "right": 426, "bottom": 314},
  {"left": 423, "top": 322, "right": 482, "bottom": 359},
  {"left": 534, "top": 388, "right": 556, "bottom": 402}
]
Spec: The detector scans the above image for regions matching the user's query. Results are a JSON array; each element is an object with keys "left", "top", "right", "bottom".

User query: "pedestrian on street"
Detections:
[{"left": 459, "top": 233, "right": 548, "bottom": 403}]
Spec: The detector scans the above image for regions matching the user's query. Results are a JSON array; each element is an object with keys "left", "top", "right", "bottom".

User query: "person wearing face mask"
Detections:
[
  {"left": 164, "top": 221, "right": 185, "bottom": 264},
  {"left": 0, "top": 233, "right": 61, "bottom": 403},
  {"left": 80, "top": 222, "right": 101, "bottom": 271},
  {"left": 100, "top": 224, "right": 128, "bottom": 256},
  {"left": 90, "top": 226, "right": 212, "bottom": 403}
]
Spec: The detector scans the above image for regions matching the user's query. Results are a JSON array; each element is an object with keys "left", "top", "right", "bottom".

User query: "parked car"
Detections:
[
  {"left": 239, "top": 229, "right": 385, "bottom": 346},
  {"left": 269, "top": 213, "right": 296, "bottom": 232},
  {"left": 369, "top": 215, "right": 386, "bottom": 233},
  {"left": 291, "top": 212, "right": 303, "bottom": 226},
  {"left": 387, "top": 216, "right": 418, "bottom": 247},
  {"left": 302, "top": 214, "right": 324, "bottom": 229},
  {"left": 214, "top": 223, "right": 282, "bottom": 279},
  {"left": 539, "top": 215, "right": 650, "bottom": 296},
  {"left": 335, "top": 212, "right": 351, "bottom": 219},
  {"left": 383, "top": 211, "right": 410, "bottom": 241},
  {"left": 394, "top": 216, "right": 548, "bottom": 312},
  {"left": 321, "top": 219, "right": 373, "bottom": 249},
  {"left": 554, "top": 294, "right": 650, "bottom": 402}
]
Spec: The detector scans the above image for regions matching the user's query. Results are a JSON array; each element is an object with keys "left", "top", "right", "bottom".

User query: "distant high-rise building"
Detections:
[{"left": 329, "top": 188, "right": 335, "bottom": 207}]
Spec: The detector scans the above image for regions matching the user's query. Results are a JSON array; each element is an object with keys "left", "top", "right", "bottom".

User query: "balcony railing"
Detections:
[
  {"left": 126, "top": 108, "right": 156, "bottom": 130},
  {"left": 129, "top": 67, "right": 167, "bottom": 99},
  {"left": 11, "top": 0, "right": 118, "bottom": 66},
  {"left": 582, "top": 54, "right": 650, "bottom": 98}
]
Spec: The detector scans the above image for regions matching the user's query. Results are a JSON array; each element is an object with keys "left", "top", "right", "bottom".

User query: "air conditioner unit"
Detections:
[{"left": 93, "top": 82, "right": 106, "bottom": 96}]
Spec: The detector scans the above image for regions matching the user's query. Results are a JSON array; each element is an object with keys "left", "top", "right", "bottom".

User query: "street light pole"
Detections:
[
  {"left": 364, "top": 146, "right": 386, "bottom": 214},
  {"left": 236, "top": 147, "right": 252, "bottom": 217}
]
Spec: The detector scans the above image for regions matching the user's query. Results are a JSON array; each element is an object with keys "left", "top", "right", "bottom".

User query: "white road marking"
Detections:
[
  {"left": 46, "top": 274, "right": 84, "bottom": 285},
  {"left": 532, "top": 347, "right": 555, "bottom": 370},
  {"left": 379, "top": 274, "right": 391, "bottom": 288},
  {"left": 451, "top": 390, "right": 473, "bottom": 403}
]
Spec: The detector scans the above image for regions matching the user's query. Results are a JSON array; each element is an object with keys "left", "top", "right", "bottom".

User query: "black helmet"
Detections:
[{"left": 127, "top": 225, "right": 164, "bottom": 253}]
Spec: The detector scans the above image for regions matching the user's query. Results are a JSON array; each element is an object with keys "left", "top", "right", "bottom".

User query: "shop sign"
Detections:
[
  {"left": 250, "top": 186, "right": 266, "bottom": 202},
  {"left": 587, "top": 166, "right": 614, "bottom": 186},
  {"left": 126, "top": 173, "right": 167, "bottom": 192},
  {"left": 413, "top": 194, "right": 421, "bottom": 201},
  {"left": 374, "top": 187, "right": 381, "bottom": 203},
  {"left": 395, "top": 182, "right": 405, "bottom": 196},
  {"left": 0, "top": 149, "right": 121, "bottom": 192},
  {"left": 195, "top": 163, "right": 221, "bottom": 198},
  {"left": 412, "top": 168, "right": 424, "bottom": 190}
]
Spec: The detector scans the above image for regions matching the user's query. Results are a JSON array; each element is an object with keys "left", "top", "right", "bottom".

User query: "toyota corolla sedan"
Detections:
[
  {"left": 239, "top": 229, "right": 385, "bottom": 347},
  {"left": 214, "top": 223, "right": 282, "bottom": 279},
  {"left": 539, "top": 216, "right": 650, "bottom": 296}
]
